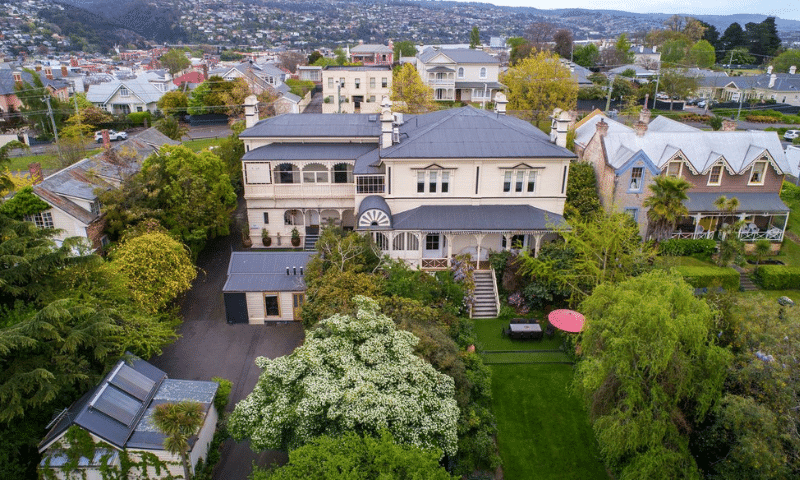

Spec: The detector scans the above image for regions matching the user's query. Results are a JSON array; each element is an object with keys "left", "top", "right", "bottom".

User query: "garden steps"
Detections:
[
  {"left": 734, "top": 265, "right": 759, "bottom": 291},
  {"left": 472, "top": 271, "right": 498, "bottom": 318},
  {"left": 304, "top": 234, "right": 319, "bottom": 251}
]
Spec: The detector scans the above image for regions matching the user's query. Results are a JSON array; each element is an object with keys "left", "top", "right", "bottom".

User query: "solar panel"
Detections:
[
  {"left": 92, "top": 386, "right": 142, "bottom": 426},
  {"left": 110, "top": 364, "right": 155, "bottom": 401}
]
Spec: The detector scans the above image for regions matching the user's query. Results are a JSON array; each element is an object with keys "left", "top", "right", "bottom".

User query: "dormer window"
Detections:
[
  {"left": 119, "top": 87, "right": 129, "bottom": 97},
  {"left": 629, "top": 167, "right": 643, "bottom": 191},
  {"left": 749, "top": 161, "right": 767, "bottom": 185},
  {"left": 666, "top": 161, "right": 682, "bottom": 178},
  {"left": 708, "top": 165, "right": 723, "bottom": 186}
]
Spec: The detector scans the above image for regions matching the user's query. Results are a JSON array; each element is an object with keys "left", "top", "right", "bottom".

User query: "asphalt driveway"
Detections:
[{"left": 149, "top": 210, "right": 305, "bottom": 479}]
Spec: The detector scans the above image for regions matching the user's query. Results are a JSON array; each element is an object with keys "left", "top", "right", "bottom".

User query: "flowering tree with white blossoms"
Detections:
[{"left": 229, "top": 296, "right": 460, "bottom": 456}]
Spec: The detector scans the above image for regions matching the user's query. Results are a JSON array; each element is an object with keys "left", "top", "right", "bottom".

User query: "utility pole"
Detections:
[
  {"left": 605, "top": 74, "right": 614, "bottom": 113},
  {"left": 44, "top": 96, "right": 62, "bottom": 161},
  {"left": 652, "top": 62, "right": 661, "bottom": 109}
]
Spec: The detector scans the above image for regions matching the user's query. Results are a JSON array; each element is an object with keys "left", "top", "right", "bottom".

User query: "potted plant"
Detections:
[
  {"left": 262, "top": 228, "right": 271, "bottom": 247},
  {"left": 291, "top": 227, "right": 301, "bottom": 247},
  {"left": 241, "top": 225, "right": 252, "bottom": 248}
]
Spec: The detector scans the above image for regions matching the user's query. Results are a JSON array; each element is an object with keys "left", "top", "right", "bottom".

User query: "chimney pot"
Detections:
[
  {"left": 634, "top": 120, "right": 647, "bottom": 137},
  {"left": 767, "top": 65, "right": 774, "bottom": 74},
  {"left": 722, "top": 119, "right": 737, "bottom": 131},
  {"left": 286, "top": 267, "right": 290, "bottom": 275},
  {"left": 638, "top": 107, "right": 651, "bottom": 125},
  {"left": 293, "top": 266, "right": 297, "bottom": 275},
  {"left": 595, "top": 118, "right": 609, "bottom": 137},
  {"left": 28, "top": 162, "right": 43, "bottom": 184},
  {"left": 300, "top": 267, "right": 304, "bottom": 276}
]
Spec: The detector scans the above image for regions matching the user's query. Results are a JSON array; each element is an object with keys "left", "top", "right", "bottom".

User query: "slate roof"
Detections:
[
  {"left": 243, "top": 143, "right": 376, "bottom": 161},
  {"left": 223, "top": 252, "right": 312, "bottom": 292},
  {"left": 418, "top": 47, "right": 500, "bottom": 64},
  {"left": 382, "top": 106, "right": 576, "bottom": 159},
  {"left": 0, "top": 68, "right": 70, "bottom": 95},
  {"left": 86, "top": 76, "right": 163, "bottom": 105},
  {"left": 351, "top": 44, "right": 393, "bottom": 54},
  {"left": 392, "top": 205, "right": 566, "bottom": 231},
  {"left": 608, "top": 64, "right": 656, "bottom": 76},
  {"left": 241, "top": 113, "right": 382, "bottom": 138},
  {"left": 31, "top": 129, "right": 179, "bottom": 225},
  {"left": 685, "top": 192, "right": 789, "bottom": 213}
]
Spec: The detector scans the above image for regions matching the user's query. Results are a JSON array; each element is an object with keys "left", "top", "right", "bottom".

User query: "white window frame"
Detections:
[
  {"left": 25, "top": 211, "right": 54, "bottom": 229},
  {"left": 479, "top": 67, "right": 487, "bottom": 79},
  {"left": 119, "top": 87, "right": 129, "bottom": 97},
  {"left": 328, "top": 77, "right": 334, "bottom": 89},
  {"left": 666, "top": 161, "right": 683, "bottom": 178},
  {"left": 381, "top": 77, "right": 388, "bottom": 88},
  {"left": 707, "top": 165, "right": 723, "bottom": 186},
  {"left": 749, "top": 161, "right": 767, "bottom": 185},
  {"left": 415, "top": 170, "right": 453, "bottom": 194},
  {"left": 629, "top": 167, "right": 643, "bottom": 191},
  {"left": 502, "top": 169, "right": 537, "bottom": 194},
  {"left": 369, "top": 77, "right": 376, "bottom": 89},
  {"left": 457, "top": 67, "right": 464, "bottom": 78}
]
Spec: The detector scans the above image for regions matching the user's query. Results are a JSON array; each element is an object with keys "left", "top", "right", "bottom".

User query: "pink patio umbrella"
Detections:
[{"left": 547, "top": 309, "right": 585, "bottom": 333}]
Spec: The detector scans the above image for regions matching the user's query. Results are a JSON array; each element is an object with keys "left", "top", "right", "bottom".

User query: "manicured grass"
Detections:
[
  {"left": 654, "top": 255, "right": 716, "bottom": 268},
  {"left": 775, "top": 238, "right": 800, "bottom": 267},
  {"left": 7, "top": 148, "right": 103, "bottom": 172},
  {"left": 474, "top": 317, "right": 563, "bottom": 352},
  {"left": 183, "top": 138, "right": 223, "bottom": 151},
  {"left": 491, "top": 364, "right": 608, "bottom": 480}
]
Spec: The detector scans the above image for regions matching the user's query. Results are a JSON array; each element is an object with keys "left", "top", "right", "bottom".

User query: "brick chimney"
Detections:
[
  {"left": 722, "top": 119, "right": 737, "bottom": 131},
  {"left": 35, "top": 65, "right": 41, "bottom": 72},
  {"left": 102, "top": 129, "right": 111, "bottom": 148},
  {"left": 634, "top": 120, "right": 648, "bottom": 137},
  {"left": 28, "top": 163, "right": 43, "bottom": 185},
  {"left": 595, "top": 118, "right": 609, "bottom": 137},
  {"left": 639, "top": 106, "right": 651, "bottom": 125},
  {"left": 554, "top": 110, "right": 571, "bottom": 148},
  {"left": 61, "top": 65, "right": 68, "bottom": 77}
]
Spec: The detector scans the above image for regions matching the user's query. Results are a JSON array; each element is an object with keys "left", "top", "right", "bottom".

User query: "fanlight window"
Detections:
[{"left": 359, "top": 209, "right": 391, "bottom": 227}]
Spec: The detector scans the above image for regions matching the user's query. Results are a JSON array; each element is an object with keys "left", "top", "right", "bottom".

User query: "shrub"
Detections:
[
  {"left": 753, "top": 266, "right": 800, "bottom": 290},
  {"left": 211, "top": 377, "right": 233, "bottom": 412},
  {"left": 659, "top": 238, "right": 717, "bottom": 256},
  {"left": 127, "top": 111, "right": 152, "bottom": 126},
  {"left": 672, "top": 266, "right": 739, "bottom": 290}
]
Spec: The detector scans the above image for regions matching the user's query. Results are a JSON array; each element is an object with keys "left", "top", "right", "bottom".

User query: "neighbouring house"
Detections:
[
  {"left": 297, "top": 65, "right": 322, "bottom": 84},
  {"left": 629, "top": 45, "right": 660, "bottom": 69},
  {"left": 140, "top": 69, "right": 175, "bottom": 93},
  {"left": 23, "top": 128, "right": 179, "bottom": 250},
  {"left": 238, "top": 94, "right": 573, "bottom": 280},
  {"left": 348, "top": 42, "right": 394, "bottom": 66},
  {"left": 223, "top": 251, "right": 311, "bottom": 324},
  {"left": 213, "top": 61, "right": 287, "bottom": 96},
  {"left": 607, "top": 64, "right": 657, "bottom": 81},
  {"left": 696, "top": 68, "right": 800, "bottom": 106},
  {"left": 321, "top": 65, "right": 392, "bottom": 114},
  {"left": 0, "top": 67, "right": 70, "bottom": 121},
  {"left": 86, "top": 76, "right": 164, "bottom": 115},
  {"left": 575, "top": 109, "right": 792, "bottom": 244},
  {"left": 38, "top": 356, "right": 218, "bottom": 480},
  {"left": 173, "top": 70, "right": 205, "bottom": 88},
  {"left": 415, "top": 47, "right": 503, "bottom": 102}
]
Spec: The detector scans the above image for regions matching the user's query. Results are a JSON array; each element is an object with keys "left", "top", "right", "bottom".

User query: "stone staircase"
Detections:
[
  {"left": 304, "top": 234, "right": 319, "bottom": 251},
  {"left": 472, "top": 270, "right": 499, "bottom": 318},
  {"left": 734, "top": 266, "right": 759, "bottom": 291}
]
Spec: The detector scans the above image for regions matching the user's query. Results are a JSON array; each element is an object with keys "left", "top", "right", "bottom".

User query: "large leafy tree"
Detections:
[
  {"left": 151, "top": 400, "right": 204, "bottom": 480},
  {"left": 251, "top": 431, "right": 456, "bottom": 480},
  {"left": 772, "top": 49, "right": 800, "bottom": 73},
  {"left": 159, "top": 49, "right": 191, "bottom": 75},
  {"left": 393, "top": 40, "right": 417, "bottom": 60},
  {"left": 101, "top": 145, "right": 237, "bottom": 254},
  {"left": 575, "top": 271, "right": 731, "bottom": 479},
  {"left": 643, "top": 175, "right": 692, "bottom": 240},
  {"left": 158, "top": 90, "right": 189, "bottom": 117},
  {"left": 573, "top": 43, "right": 599, "bottom": 68},
  {"left": 685, "top": 40, "right": 716, "bottom": 68},
  {"left": 110, "top": 232, "right": 196, "bottom": 313},
  {"left": 469, "top": 26, "right": 480, "bottom": 49},
  {"left": 188, "top": 76, "right": 250, "bottom": 116},
  {"left": 229, "top": 296, "right": 460, "bottom": 456},
  {"left": 553, "top": 29, "right": 573, "bottom": 59},
  {"left": 745, "top": 17, "right": 782, "bottom": 61},
  {"left": 659, "top": 69, "right": 698, "bottom": 110},
  {"left": 719, "top": 23, "right": 747, "bottom": 61},
  {"left": 14, "top": 69, "right": 66, "bottom": 137},
  {"left": 391, "top": 63, "right": 435, "bottom": 114},
  {"left": 501, "top": 50, "right": 577, "bottom": 124}
]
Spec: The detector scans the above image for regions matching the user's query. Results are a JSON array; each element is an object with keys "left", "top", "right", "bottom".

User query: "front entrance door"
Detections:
[
  {"left": 307, "top": 210, "right": 320, "bottom": 228},
  {"left": 292, "top": 293, "right": 304, "bottom": 320},
  {"left": 455, "top": 89, "right": 461, "bottom": 101}
]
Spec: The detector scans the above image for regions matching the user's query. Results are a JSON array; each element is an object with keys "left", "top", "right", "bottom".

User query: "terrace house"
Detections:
[
  {"left": 321, "top": 65, "right": 392, "bottom": 114},
  {"left": 349, "top": 43, "right": 394, "bottom": 66},
  {"left": 575, "top": 109, "right": 792, "bottom": 244}
]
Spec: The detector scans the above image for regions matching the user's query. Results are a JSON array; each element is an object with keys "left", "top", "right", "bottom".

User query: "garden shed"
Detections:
[{"left": 222, "top": 251, "right": 311, "bottom": 324}]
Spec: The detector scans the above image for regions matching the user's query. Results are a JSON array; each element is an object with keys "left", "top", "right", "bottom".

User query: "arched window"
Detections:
[
  {"left": 457, "top": 67, "right": 464, "bottom": 78},
  {"left": 333, "top": 163, "right": 353, "bottom": 184},
  {"left": 274, "top": 163, "right": 300, "bottom": 184},
  {"left": 479, "top": 67, "right": 487, "bottom": 79},
  {"left": 284, "top": 210, "right": 300, "bottom": 225},
  {"left": 302, "top": 163, "right": 329, "bottom": 183}
]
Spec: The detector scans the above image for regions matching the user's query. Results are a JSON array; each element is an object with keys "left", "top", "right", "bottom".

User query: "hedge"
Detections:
[
  {"left": 672, "top": 266, "right": 740, "bottom": 290},
  {"left": 753, "top": 266, "right": 800, "bottom": 290},
  {"left": 127, "top": 111, "right": 152, "bottom": 126},
  {"left": 659, "top": 238, "right": 717, "bottom": 257}
]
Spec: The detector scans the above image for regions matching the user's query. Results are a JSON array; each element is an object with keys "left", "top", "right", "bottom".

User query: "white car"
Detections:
[
  {"left": 785, "top": 130, "right": 800, "bottom": 140},
  {"left": 94, "top": 130, "right": 128, "bottom": 142}
]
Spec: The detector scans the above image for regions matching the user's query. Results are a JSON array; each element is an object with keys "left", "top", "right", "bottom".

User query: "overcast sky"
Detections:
[{"left": 465, "top": 0, "right": 800, "bottom": 21}]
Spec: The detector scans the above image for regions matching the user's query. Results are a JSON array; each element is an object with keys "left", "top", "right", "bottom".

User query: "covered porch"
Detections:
[{"left": 670, "top": 192, "right": 790, "bottom": 242}]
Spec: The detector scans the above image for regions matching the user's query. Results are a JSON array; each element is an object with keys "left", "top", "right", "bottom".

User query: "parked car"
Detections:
[
  {"left": 785, "top": 130, "right": 800, "bottom": 140},
  {"left": 698, "top": 100, "right": 708, "bottom": 108},
  {"left": 94, "top": 130, "right": 128, "bottom": 142}
]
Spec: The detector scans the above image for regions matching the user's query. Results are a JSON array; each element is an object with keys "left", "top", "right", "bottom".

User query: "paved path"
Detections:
[
  {"left": 303, "top": 92, "right": 322, "bottom": 114},
  {"left": 149, "top": 201, "right": 304, "bottom": 480}
]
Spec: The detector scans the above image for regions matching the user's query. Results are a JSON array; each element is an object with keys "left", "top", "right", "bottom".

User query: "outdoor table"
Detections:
[{"left": 509, "top": 323, "right": 542, "bottom": 340}]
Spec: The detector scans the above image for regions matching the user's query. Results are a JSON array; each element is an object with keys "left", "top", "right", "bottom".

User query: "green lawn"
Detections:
[
  {"left": 182, "top": 137, "right": 224, "bottom": 152},
  {"left": 654, "top": 255, "right": 715, "bottom": 268},
  {"left": 491, "top": 364, "right": 608, "bottom": 480},
  {"left": 7, "top": 148, "right": 103, "bottom": 172},
  {"left": 474, "top": 318, "right": 563, "bottom": 352}
]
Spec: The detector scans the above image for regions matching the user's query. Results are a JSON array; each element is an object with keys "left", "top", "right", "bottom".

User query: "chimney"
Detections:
[
  {"left": 767, "top": 65, "right": 773, "bottom": 74},
  {"left": 45, "top": 67, "right": 52, "bottom": 80},
  {"left": 791, "top": 65, "right": 797, "bottom": 75},
  {"left": 102, "top": 129, "right": 110, "bottom": 148},
  {"left": 244, "top": 94, "right": 259, "bottom": 129},
  {"left": 286, "top": 267, "right": 290, "bottom": 276},
  {"left": 554, "top": 110, "right": 571, "bottom": 148},
  {"left": 61, "top": 65, "right": 68, "bottom": 77},
  {"left": 652, "top": 45, "right": 657, "bottom": 53},
  {"left": 35, "top": 65, "right": 41, "bottom": 72},
  {"left": 596, "top": 118, "right": 609, "bottom": 137},
  {"left": 722, "top": 119, "right": 737, "bottom": 131},
  {"left": 12, "top": 71, "right": 22, "bottom": 84},
  {"left": 634, "top": 120, "right": 647, "bottom": 137},
  {"left": 380, "top": 96, "right": 394, "bottom": 149},
  {"left": 769, "top": 74, "right": 777, "bottom": 88},
  {"left": 638, "top": 106, "right": 651, "bottom": 124},
  {"left": 28, "top": 163, "right": 43, "bottom": 185},
  {"left": 494, "top": 91, "right": 508, "bottom": 115}
]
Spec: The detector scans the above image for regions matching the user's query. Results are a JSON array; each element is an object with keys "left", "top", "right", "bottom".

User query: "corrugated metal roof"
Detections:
[
  {"left": 243, "top": 143, "right": 376, "bottom": 161},
  {"left": 391, "top": 205, "right": 566, "bottom": 231},
  {"left": 418, "top": 48, "right": 500, "bottom": 64},
  {"left": 323, "top": 65, "right": 392, "bottom": 72},
  {"left": 223, "top": 251, "right": 312, "bottom": 292},
  {"left": 574, "top": 113, "right": 633, "bottom": 147},
  {"left": 785, "top": 146, "right": 800, "bottom": 178},
  {"left": 646, "top": 116, "right": 701, "bottom": 133},
  {"left": 383, "top": 107, "right": 576, "bottom": 159},
  {"left": 86, "top": 76, "right": 163, "bottom": 105},
  {"left": 351, "top": 44, "right": 393, "bottom": 53},
  {"left": 454, "top": 81, "right": 504, "bottom": 89},
  {"left": 685, "top": 192, "right": 789, "bottom": 213},
  {"left": 353, "top": 148, "right": 383, "bottom": 174},
  {"left": 241, "top": 113, "right": 382, "bottom": 138}
]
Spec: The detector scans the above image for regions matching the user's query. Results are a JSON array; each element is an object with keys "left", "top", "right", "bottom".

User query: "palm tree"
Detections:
[
  {"left": 643, "top": 176, "right": 692, "bottom": 241},
  {"left": 152, "top": 400, "right": 205, "bottom": 480}
]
